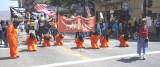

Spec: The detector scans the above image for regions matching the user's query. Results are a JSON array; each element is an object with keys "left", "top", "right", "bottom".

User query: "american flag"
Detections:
[{"left": 34, "top": 4, "right": 56, "bottom": 16}]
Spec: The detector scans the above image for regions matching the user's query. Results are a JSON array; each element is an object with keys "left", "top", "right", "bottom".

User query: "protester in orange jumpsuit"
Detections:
[
  {"left": 75, "top": 35, "right": 85, "bottom": 48},
  {"left": 56, "top": 33, "right": 64, "bottom": 46},
  {"left": 100, "top": 34, "right": 109, "bottom": 47},
  {"left": 90, "top": 31, "right": 100, "bottom": 49},
  {"left": 7, "top": 19, "right": 21, "bottom": 59},
  {"left": 42, "top": 34, "right": 53, "bottom": 47},
  {"left": 119, "top": 34, "right": 130, "bottom": 47},
  {"left": 26, "top": 33, "right": 37, "bottom": 51}
]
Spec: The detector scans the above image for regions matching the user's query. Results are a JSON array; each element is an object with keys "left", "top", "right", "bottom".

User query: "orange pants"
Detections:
[
  {"left": 28, "top": 44, "right": 37, "bottom": 51},
  {"left": 101, "top": 43, "right": 109, "bottom": 47},
  {"left": 120, "top": 41, "right": 129, "bottom": 47},
  {"left": 57, "top": 41, "right": 63, "bottom": 46},
  {"left": 43, "top": 41, "right": 52, "bottom": 47},
  {"left": 9, "top": 44, "right": 18, "bottom": 58},
  {"left": 91, "top": 42, "right": 100, "bottom": 49},
  {"left": 77, "top": 44, "right": 85, "bottom": 48}
]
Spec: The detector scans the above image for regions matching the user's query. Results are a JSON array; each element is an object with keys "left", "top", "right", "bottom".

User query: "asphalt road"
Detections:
[{"left": 0, "top": 30, "right": 160, "bottom": 67}]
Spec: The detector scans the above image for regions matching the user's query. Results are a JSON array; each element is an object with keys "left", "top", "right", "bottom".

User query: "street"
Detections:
[{"left": 0, "top": 30, "right": 160, "bottom": 67}]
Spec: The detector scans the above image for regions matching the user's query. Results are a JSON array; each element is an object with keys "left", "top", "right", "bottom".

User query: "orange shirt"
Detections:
[{"left": 52, "top": 22, "right": 57, "bottom": 27}]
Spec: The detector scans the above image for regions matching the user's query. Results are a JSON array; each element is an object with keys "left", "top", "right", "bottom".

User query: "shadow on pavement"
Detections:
[
  {"left": 71, "top": 47, "right": 78, "bottom": 49},
  {"left": 19, "top": 49, "right": 28, "bottom": 52},
  {"left": 115, "top": 46, "right": 126, "bottom": 48},
  {"left": 117, "top": 57, "right": 139, "bottom": 63},
  {"left": 85, "top": 47, "right": 93, "bottom": 49},
  {"left": 0, "top": 57, "right": 11, "bottom": 60}
]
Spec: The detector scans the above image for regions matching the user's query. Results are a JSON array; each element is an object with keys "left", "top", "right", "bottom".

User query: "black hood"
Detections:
[
  {"left": 13, "top": 20, "right": 21, "bottom": 29},
  {"left": 30, "top": 33, "right": 35, "bottom": 39},
  {"left": 105, "top": 35, "right": 109, "bottom": 41},
  {"left": 59, "top": 34, "right": 63, "bottom": 39},
  {"left": 78, "top": 35, "right": 83, "bottom": 42},
  {"left": 124, "top": 34, "right": 129, "bottom": 41},
  {"left": 94, "top": 31, "right": 99, "bottom": 36}
]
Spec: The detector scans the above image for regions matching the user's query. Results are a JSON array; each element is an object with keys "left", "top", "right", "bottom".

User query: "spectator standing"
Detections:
[
  {"left": 113, "top": 21, "right": 118, "bottom": 37},
  {"left": 0, "top": 20, "right": 2, "bottom": 45},
  {"left": 1, "top": 20, "right": 8, "bottom": 47},
  {"left": 119, "top": 22, "right": 123, "bottom": 36},
  {"left": 25, "top": 20, "right": 30, "bottom": 35},
  {"left": 137, "top": 18, "right": 149, "bottom": 60},
  {"left": 34, "top": 17, "right": 39, "bottom": 41},
  {"left": 155, "top": 20, "right": 160, "bottom": 36}
]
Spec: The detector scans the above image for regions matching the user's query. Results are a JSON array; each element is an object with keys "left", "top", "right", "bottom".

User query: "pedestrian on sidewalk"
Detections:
[
  {"left": 1, "top": 20, "right": 8, "bottom": 47},
  {"left": 113, "top": 21, "right": 118, "bottom": 37},
  {"left": 26, "top": 33, "right": 37, "bottom": 51},
  {"left": 34, "top": 17, "right": 39, "bottom": 41},
  {"left": 137, "top": 18, "right": 149, "bottom": 60},
  {"left": 155, "top": 20, "right": 160, "bottom": 36},
  {"left": 0, "top": 20, "right": 2, "bottom": 45},
  {"left": 7, "top": 19, "right": 21, "bottom": 59}
]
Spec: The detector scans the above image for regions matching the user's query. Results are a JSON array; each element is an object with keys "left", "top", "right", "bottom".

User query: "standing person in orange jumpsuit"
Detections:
[
  {"left": 7, "top": 19, "right": 21, "bottom": 59},
  {"left": 119, "top": 34, "right": 130, "bottom": 47},
  {"left": 42, "top": 34, "right": 53, "bottom": 47},
  {"left": 90, "top": 31, "right": 100, "bottom": 49},
  {"left": 75, "top": 35, "right": 85, "bottom": 48},
  {"left": 26, "top": 33, "right": 37, "bottom": 51},
  {"left": 56, "top": 33, "right": 64, "bottom": 46},
  {"left": 100, "top": 34, "right": 109, "bottom": 47}
]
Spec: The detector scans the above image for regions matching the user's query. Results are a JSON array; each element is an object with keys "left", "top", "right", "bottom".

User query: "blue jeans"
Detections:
[
  {"left": 2, "top": 31, "right": 8, "bottom": 47},
  {"left": 137, "top": 37, "right": 148, "bottom": 54}
]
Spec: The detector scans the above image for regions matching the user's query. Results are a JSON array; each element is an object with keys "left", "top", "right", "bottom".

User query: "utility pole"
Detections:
[
  {"left": 83, "top": 0, "right": 86, "bottom": 17},
  {"left": 143, "top": 0, "right": 146, "bottom": 18}
]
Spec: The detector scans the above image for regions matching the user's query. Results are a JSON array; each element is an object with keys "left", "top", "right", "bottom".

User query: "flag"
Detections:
[
  {"left": 10, "top": 7, "right": 25, "bottom": 18},
  {"left": 34, "top": 4, "right": 56, "bottom": 16}
]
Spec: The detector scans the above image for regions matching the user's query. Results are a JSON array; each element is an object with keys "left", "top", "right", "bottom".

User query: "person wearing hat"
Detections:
[
  {"left": 137, "top": 18, "right": 149, "bottom": 60},
  {"left": 119, "top": 33, "right": 130, "bottom": 47},
  {"left": 56, "top": 33, "right": 64, "bottom": 46},
  {"left": 75, "top": 35, "right": 85, "bottom": 48},
  {"left": 7, "top": 18, "right": 21, "bottom": 59},
  {"left": 90, "top": 31, "right": 100, "bottom": 49},
  {"left": 26, "top": 33, "right": 37, "bottom": 51},
  {"left": 42, "top": 34, "right": 53, "bottom": 47}
]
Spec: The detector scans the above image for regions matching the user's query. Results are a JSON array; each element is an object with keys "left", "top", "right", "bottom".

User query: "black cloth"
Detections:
[
  {"left": 78, "top": 35, "right": 83, "bottom": 42},
  {"left": 30, "top": 33, "right": 35, "bottom": 39},
  {"left": 13, "top": 20, "right": 21, "bottom": 29},
  {"left": 45, "top": 35, "right": 50, "bottom": 41}
]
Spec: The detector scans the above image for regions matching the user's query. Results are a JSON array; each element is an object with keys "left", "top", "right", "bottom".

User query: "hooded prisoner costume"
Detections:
[
  {"left": 7, "top": 20, "right": 21, "bottom": 58},
  {"left": 119, "top": 34, "right": 130, "bottom": 47},
  {"left": 90, "top": 31, "right": 100, "bottom": 49},
  {"left": 100, "top": 34, "right": 109, "bottom": 47},
  {"left": 75, "top": 35, "right": 85, "bottom": 48},
  {"left": 56, "top": 33, "right": 64, "bottom": 46},
  {"left": 42, "top": 34, "right": 53, "bottom": 47},
  {"left": 26, "top": 33, "right": 37, "bottom": 51}
]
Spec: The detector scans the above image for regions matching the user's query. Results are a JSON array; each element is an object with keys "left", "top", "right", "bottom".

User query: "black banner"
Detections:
[{"left": 10, "top": 7, "right": 26, "bottom": 18}]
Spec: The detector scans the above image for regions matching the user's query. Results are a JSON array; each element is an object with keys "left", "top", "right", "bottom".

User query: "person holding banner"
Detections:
[
  {"left": 7, "top": 19, "right": 21, "bottom": 59},
  {"left": 75, "top": 35, "right": 85, "bottom": 48},
  {"left": 56, "top": 33, "right": 64, "bottom": 46},
  {"left": 90, "top": 31, "right": 100, "bottom": 49}
]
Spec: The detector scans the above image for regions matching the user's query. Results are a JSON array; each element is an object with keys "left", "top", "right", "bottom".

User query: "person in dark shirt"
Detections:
[{"left": 1, "top": 20, "right": 8, "bottom": 47}]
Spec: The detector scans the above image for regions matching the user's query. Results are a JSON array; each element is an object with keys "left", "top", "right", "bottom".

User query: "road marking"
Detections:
[
  {"left": 57, "top": 46, "right": 90, "bottom": 60},
  {"left": 31, "top": 51, "right": 160, "bottom": 67}
]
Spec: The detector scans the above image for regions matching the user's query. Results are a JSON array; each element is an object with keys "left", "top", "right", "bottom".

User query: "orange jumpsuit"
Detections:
[
  {"left": 7, "top": 24, "right": 19, "bottom": 58},
  {"left": 90, "top": 35, "right": 100, "bottom": 49},
  {"left": 56, "top": 34, "right": 64, "bottom": 45},
  {"left": 100, "top": 37, "right": 109, "bottom": 47},
  {"left": 42, "top": 34, "right": 53, "bottom": 47},
  {"left": 75, "top": 38, "right": 85, "bottom": 48},
  {"left": 119, "top": 35, "right": 129, "bottom": 47},
  {"left": 26, "top": 37, "right": 37, "bottom": 51}
]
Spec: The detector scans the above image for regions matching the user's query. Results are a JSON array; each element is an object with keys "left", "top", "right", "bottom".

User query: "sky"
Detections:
[{"left": 0, "top": 0, "right": 18, "bottom": 11}]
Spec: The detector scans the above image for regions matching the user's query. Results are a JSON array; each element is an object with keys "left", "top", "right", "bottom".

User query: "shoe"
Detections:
[
  {"left": 143, "top": 55, "right": 146, "bottom": 60},
  {"left": 139, "top": 54, "right": 142, "bottom": 60}
]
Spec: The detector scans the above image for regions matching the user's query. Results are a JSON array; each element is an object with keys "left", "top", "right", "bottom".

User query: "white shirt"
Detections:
[{"left": 34, "top": 20, "right": 38, "bottom": 30}]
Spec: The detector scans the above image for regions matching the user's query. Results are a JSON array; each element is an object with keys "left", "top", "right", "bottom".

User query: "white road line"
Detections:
[{"left": 31, "top": 51, "right": 160, "bottom": 67}]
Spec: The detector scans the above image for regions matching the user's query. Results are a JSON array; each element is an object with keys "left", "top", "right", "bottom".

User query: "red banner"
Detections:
[{"left": 58, "top": 15, "right": 95, "bottom": 32}]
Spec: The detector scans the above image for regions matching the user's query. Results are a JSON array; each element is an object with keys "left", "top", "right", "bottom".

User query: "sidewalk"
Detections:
[{"left": 149, "top": 33, "right": 160, "bottom": 41}]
